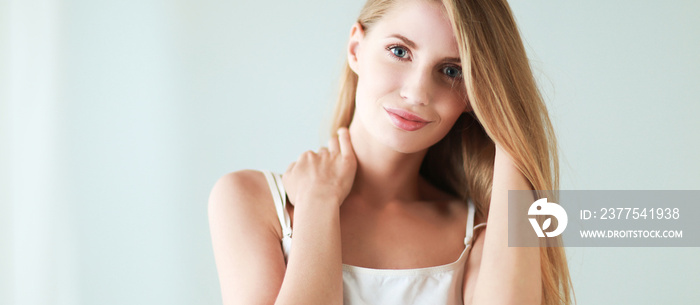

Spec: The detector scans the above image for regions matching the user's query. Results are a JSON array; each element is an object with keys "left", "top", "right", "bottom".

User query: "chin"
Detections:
[{"left": 374, "top": 127, "right": 437, "bottom": 154}]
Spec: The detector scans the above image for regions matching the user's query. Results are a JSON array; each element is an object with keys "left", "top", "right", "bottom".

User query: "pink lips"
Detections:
[{"left": 384, "top": 107, "right": 431, "bottom": 131}]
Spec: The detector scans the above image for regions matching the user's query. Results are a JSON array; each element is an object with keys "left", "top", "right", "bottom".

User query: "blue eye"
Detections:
[
  {"left": 389, "top": 46, "right": 408, "bottom": 59},
  {"left": 442, "top": 66, "right": 462, "bottom": 79}
]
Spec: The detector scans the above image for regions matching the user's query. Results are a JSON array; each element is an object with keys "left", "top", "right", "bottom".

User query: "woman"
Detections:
[{"left": 208, "top": 0, "right": 573, "bottom": 304}]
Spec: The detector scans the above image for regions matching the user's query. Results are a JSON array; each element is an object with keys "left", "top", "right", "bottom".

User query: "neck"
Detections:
[{"left": 346, "top": 119, "right": 428, "bottom": 206}]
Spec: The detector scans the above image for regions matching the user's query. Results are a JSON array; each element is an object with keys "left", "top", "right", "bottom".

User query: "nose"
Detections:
[{"left": 399, "top": 66, "right": 432, "bottom": 106}]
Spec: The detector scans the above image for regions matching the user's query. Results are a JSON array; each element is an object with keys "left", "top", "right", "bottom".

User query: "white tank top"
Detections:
[{"left": 262, "top": 170, "right": 486, "bottom": 305}]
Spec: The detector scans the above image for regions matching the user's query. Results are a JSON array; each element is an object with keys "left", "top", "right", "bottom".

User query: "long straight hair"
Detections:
[{"left": 330, "top": 0, "right": 573, "bottom": 304}]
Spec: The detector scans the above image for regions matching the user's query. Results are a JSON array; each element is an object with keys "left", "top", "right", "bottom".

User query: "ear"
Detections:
[{"left": 347, "top": 22, "right": 365, "bottom": 74}]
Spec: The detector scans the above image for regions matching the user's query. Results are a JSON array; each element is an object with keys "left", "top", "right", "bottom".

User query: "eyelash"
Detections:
[{"left": 385, "top": 44, "right": 463, "bottom": 80}]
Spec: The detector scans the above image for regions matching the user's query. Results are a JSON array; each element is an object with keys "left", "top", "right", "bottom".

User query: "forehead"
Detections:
[{"left": 368, "top": 0, "right": 459, "bottom": 55}]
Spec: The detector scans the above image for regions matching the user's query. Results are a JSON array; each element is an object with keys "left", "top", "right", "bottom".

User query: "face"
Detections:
[{"left": 348, "top": 0, "right": 470, "bottom": 154}]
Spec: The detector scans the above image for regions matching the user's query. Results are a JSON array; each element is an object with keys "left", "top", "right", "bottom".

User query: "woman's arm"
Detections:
[
  {"left": 209, "top": 170, "right": 287, "bottom": 305},
  {"left": 276, "top": 128, "right": 356, "bottom": 305},
  {"left": 273, "top": 194, "right": 343, "bottom": 305},
  {"left": 471, "top": 144, "right": 541, "bottom": 305}
]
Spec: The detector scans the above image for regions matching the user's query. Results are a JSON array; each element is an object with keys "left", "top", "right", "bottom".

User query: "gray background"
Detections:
[{"left": 2, "top": 0, "right": 699, "bottom": 304}]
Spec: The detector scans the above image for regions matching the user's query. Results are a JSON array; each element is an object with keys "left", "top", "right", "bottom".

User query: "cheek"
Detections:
[
  {"left": 435, "top": 93, "right": 467, "bottom": 129},
  {"left": 356, "top": 52, "right": 402, "bottom": 103}
]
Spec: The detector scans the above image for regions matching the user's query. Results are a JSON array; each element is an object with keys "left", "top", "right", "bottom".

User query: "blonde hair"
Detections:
[{"left": 331, "top": 0, "right": 573, "bottom": 304}]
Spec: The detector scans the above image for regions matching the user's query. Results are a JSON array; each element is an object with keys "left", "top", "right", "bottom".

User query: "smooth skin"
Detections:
[{"left": 208, "top": 1, "right": 540, "bottom": 304}]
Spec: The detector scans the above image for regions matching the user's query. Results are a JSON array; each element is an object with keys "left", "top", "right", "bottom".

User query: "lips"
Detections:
[{"left": 384, "top": 107, "right": 432, "bottom": 131}]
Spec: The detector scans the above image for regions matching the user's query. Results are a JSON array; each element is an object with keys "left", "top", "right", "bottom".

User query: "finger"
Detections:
[
  {"left": 284, "top": 161, "right": 296, "bottom": 175},
  {"left": 337, "top": 127, "right": 356, "bottom": 159},
  {"left": 318, "top": 147, "right": 330, "bottom": 157},
  {"left": 328, "top": 136, "right": 340, "bottom": 155},
  {"left": 300, "top": 150, "right": 315, "bottom": 161}
]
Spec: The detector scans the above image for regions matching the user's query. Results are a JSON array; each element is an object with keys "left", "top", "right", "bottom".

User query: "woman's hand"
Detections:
[
  {"left": 275, "top": 127, "right": 354, "bottom": 305},
  {"left": 282, "top": 127, "right": 357, "bottom": 209}
]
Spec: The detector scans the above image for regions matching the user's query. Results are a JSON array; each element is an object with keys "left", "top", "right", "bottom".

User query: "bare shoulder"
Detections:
[
  {"left": 209, "top": 169, "right": 267, "bottom": 202},
  {"left": 208, "top": 169, "right": 287, "bottom": 304},
  {"left": 463, "top": 224, "right": 487, "bottom": 305},
  {"left": 467, "top": 225, "right": 487, "bottom": 265},
  {"left": 208, "top": 169, "right": 283, "bottom": 238}
]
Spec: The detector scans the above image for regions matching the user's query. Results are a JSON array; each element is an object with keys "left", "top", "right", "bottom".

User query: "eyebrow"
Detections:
[{"left": 388, "top": 33, "right": 462, "bottom": 64}]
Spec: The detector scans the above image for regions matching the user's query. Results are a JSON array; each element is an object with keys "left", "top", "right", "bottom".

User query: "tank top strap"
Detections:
[
  {"left": 465, "top": 199, "right": 488, "bottom": 246},
  {"left": 261, "top": 170, "right": 292, "bottom": 238},
  {"left": 464, "top": 199, "right": 476, "bottom": 246}
]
